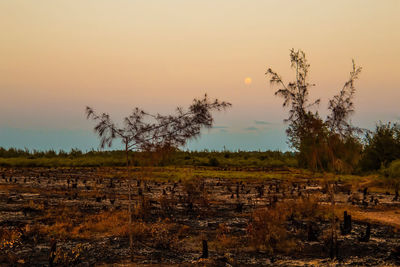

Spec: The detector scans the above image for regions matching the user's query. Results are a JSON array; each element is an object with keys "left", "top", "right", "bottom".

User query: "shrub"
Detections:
[
  {"left": 182, "top": 177, "right": 209, "bottom": 210},
  {"left": 133, "top": 196, "right": 151, "bottom": 221},
  {"left": 0, "top": 227, "right": 22, "bottom": 265},
  {"left": 383, "top": 159, "right": 400, "bottom": 192},
  {"left": 288, "top": 194, "right": 327, "bottom": 221},
  {"left": 159, "top": 195, "right": 177, "bottom": 217},
  {"left": 247, "top": 204, "right": 295, "bottom": 254},
  {"left": 53, "top": 243, "right": 87, "bottom": 266},
  {"left": 130, "top": 219, "right": 183, "bottom": 250},
  {"left": 388, "top": 159, "right": 400, "bottom": 179},
  {"left": 208, "top": 157, "right": 220, "bottom": 167},
  {"left": 215, "top": 223, "right": 239, "bottom": 252},
  {"left": 360, "top": 122, "right": 400, "bottom": 171},
  {"left": 149, "top": 219, "right": 180, "bottom": 250}
]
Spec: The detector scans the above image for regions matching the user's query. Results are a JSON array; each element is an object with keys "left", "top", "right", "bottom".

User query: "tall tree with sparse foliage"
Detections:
[
  {"left": 266, "top": 49, "right": 362, "bottom": 172},
  {"left": 86, "top": 94, "right": 231, "bottom": 261}
]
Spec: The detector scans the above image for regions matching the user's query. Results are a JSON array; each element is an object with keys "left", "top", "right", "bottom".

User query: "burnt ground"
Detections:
[{"left": 0, "top": 167, "right": 399, "bottom": 266}]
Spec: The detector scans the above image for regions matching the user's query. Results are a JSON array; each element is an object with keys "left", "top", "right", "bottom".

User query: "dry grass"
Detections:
[
  {"left": 213, "top": 223, "right": 239, "bottom": 252},
  {"left": 0, "top": 227, "right": 23, "bottom": 265},
  {"left": 247, "top": 203, "right": 295, "bottom": 254},
  {"left": 287, "top": 194, "right": 328, "bottom": 221},
  {"left": 182, "top": 176, "right": 210, "bottom": 210},
  {"left": 246, "top": 194, "right": 329, "bottom": 254},
  {"left": 159, "top": 194, "right": 177, "bottom": 217},
  {"left": 41, "top": 208, "right": 131, "bottom": 239},
  {"left": 133, "top": 196, "right": 151, "bottom": 220},
  {"left": 0, "top": 183, "right": 41, "bottom": 194},
  {"left": 38, "top": 204, "right": 187, "bottom": 251}
]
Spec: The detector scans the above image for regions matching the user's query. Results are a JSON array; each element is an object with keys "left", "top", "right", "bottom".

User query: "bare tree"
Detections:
[{"left": 86, "top": 94, "right": 231, "bottom": 260}]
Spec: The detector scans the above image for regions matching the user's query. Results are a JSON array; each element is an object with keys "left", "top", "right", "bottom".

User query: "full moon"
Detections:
[{"left": 244, "top": 77, "right": 252, "bottom": 85}]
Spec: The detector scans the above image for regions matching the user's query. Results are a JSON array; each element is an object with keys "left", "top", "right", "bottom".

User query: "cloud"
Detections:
[
  {"left": 212, "top": 125, "right": 229, "bottom": 129},
  {"left": 244, "top": 126, "right": 258, "bottom": 131},
  {"left": 254, "top": 120, "right": 273, "bottom": 125}
]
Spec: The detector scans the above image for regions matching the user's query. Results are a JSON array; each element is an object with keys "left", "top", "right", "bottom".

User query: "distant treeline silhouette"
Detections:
[{"left": 0, "top": 147, "right": 297, "bottom": 168}]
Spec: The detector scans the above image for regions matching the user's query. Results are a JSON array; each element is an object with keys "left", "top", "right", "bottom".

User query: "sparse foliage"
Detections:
[
  {"left": 85, "top": 94, "right": 231, "bottom": 152},
  {"left": 266, "top": 49, "right": 320, "bottom": 149},
  {"left": 266, "top": 49, "right": 363, "bottom": 172},
  {"left": 326, "top": 60, "right": 362, "bottom": 138}
]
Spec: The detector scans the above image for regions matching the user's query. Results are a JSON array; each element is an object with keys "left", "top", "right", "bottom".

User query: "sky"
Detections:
[{"left": 0, "top": 0, "right": 399, "bottom": 152}]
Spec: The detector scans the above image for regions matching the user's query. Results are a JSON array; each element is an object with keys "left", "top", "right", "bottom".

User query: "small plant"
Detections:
[
  {"left": 247, "top": 203, "right": 295, "bottom": 254},
  {"left": 182, "top": 176, "right": 210, "bottom": 210},
  {"left": 288, "top": 194, "right": 327, "bottom": 221},
  {"left": 215, "top": 223, "right": 238, "bottom": 252},
  {"left": 0, "top": 228, "right": 22, "bottom": 251},
  {"left": 53, "top": 243, "right": 87, "bottom": 266},
  {"left": 130, "top": 219, "right": 183, "bottom": 250},
  {"left": 0, "top": 227, "right": 22, "bottom": 264},
  {"left": 133, "top": 196, "right": 151, "bottom": 221},
  {"left": 150, "top": 219, "right": 180, "bottom": 250},
  {"left": 159, "top": 194, "right": 177, "bottom": 217}
]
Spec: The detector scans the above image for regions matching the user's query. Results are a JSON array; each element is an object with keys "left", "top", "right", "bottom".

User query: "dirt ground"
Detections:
[{"left": 0, "top": 167, "right": 399, "bottom": 266}]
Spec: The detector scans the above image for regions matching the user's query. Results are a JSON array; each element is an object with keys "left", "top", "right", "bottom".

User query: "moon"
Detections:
[{"left": 244, "top": 77, "right": 252, "bottom": 85}]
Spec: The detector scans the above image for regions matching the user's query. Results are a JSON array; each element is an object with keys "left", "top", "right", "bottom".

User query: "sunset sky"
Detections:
[{"left": 1, "top": 1, "right": 399, "bottom": 151}]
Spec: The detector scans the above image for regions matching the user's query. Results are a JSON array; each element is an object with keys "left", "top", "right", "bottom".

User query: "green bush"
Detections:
[
  {"left": 360, "top": 122, "right": 400, "bottom": 171},
  {"left": 208, "top": 157, "right": 220, "bottom": 167},
  {"left": 388, "top": 159, "right": 400, "bottom": 179}
]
